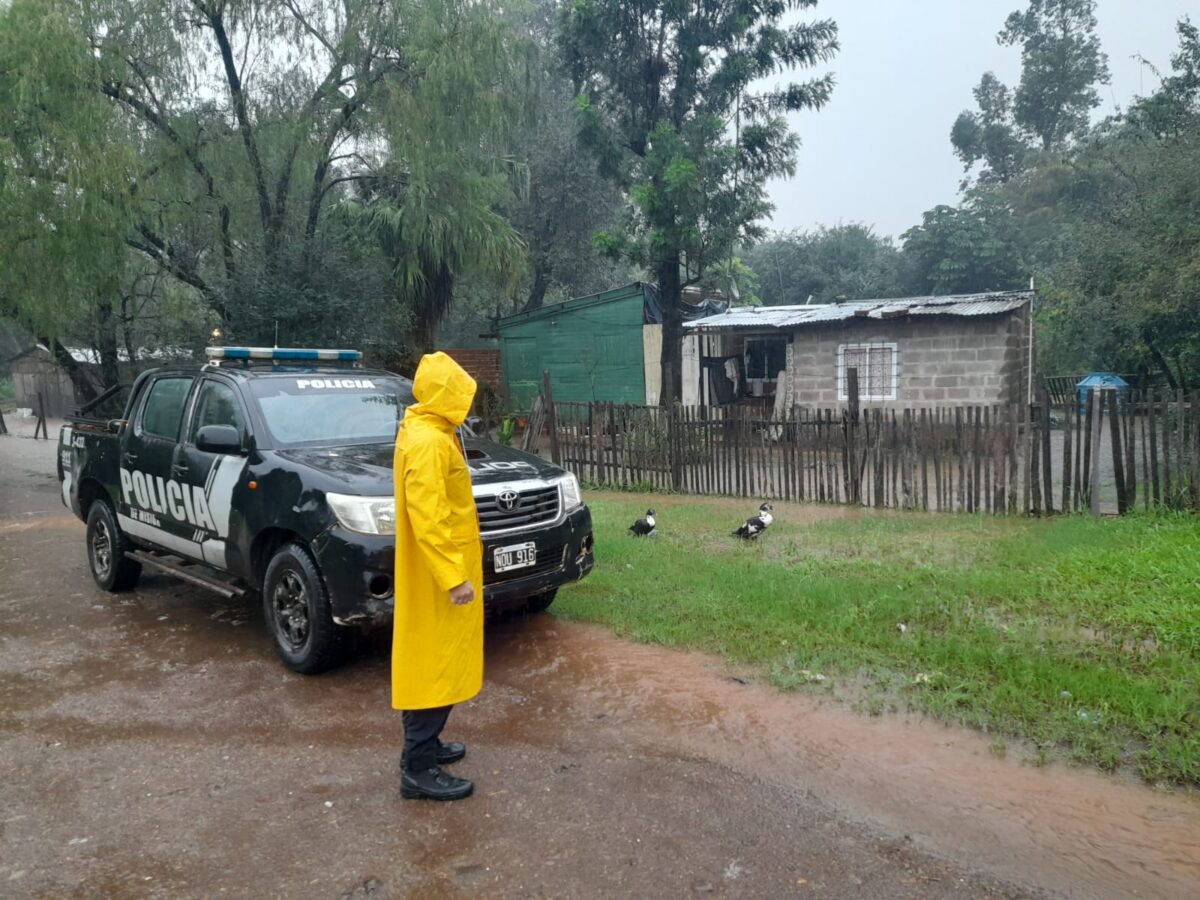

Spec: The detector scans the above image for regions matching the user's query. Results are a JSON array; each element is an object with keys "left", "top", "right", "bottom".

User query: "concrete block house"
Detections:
[{"left": 682, "top": 290, "right": 1034, "bottom": 411}]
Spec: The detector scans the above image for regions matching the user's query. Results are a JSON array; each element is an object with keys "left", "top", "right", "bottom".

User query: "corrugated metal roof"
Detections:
[{"left": 684, "top": 290, "right": 1033, "bottom": 332}]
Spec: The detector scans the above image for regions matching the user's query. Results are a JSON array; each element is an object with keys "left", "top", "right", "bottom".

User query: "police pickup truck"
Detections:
[{"left": 58, "top": 347, "right": 594, "bottom": 673}]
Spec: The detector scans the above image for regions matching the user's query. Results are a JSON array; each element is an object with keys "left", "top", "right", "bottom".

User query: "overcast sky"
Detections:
[{"left": 766, "top": 1, "right": 1194, "bottom": 240}]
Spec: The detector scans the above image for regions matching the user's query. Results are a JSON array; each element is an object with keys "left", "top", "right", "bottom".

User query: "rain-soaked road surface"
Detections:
[{"left": 2, "top": 435, "right": 1198, "bottom": 899}]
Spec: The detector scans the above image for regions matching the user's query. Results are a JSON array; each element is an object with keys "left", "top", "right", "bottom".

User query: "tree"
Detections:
[
  {"left": 1042, "top": 21, "right": 1200, "bottom": 387},
  {"left": 950, "top": 73, "right": 1029, "bottom": 184},
  {"left": 78, "top": 0, "right": 419, "bottom": 328},
  {"left": 1127, "top": 18, "right": 1200, "bottom": 139},
  {"left": 0, "top": 0, "right": 534, "bottom": 375},
  {"left": 999, "top": 0, "right": 1109, "bottom": 151},
  {"left": 502, "top": 0, "right": 636, "bottom": 313},
  {"left": 951, "top": 1, "right": 1109, "bottom": 184},
  {"left": 560, "top": 0, "right": 838, "bottom": 402},
  {"left": 0, "top": 0, "right": 143, "bottom": 397},
  {"left": 743, "top": 225, "right": 906, "bottom": 306},
  {"left": 900, "top": 195, "right": 1026, "bottom": 296},
  {"left": 348, "top": 162, "right": 526, "bottom": 356},
  {"left": 698, "top": 257, "right": 762, "bottom": 307},
  {"left": 341, "top": 0, "right": 530, "bottom": 356}
]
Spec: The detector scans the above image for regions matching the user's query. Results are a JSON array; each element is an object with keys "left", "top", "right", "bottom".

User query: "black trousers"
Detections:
[{"left": 402, "top": 704, "right": 453, "bottom": 771}]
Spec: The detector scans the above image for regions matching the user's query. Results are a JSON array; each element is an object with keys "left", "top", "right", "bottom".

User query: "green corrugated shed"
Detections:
[{"left": 498, "top": 283, "right": 649, "bottom": 409}]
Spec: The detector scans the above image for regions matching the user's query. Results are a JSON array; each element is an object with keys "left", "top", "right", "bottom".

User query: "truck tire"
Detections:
[
  {"left": 525, "top": 589, "right": 558, "bottom": 614},
  {"left": 263, "top": 542, "right": 344, "bottom": 675},
  {"left": 86, "top": 501, "right": 142, "bottom": 592}
]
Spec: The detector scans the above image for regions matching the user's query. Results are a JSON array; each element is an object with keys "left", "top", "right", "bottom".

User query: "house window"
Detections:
[
  {"left": 744, "top": 337, "right": 787, "bottom": 381},
  {"left": 838, "top": 343, "right": 897, "bottom": 401}
]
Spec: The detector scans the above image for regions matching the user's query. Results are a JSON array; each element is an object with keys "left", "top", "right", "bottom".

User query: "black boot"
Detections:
[
  {"left": 436, "top": 740, "right": 466, "bottom": 765},
  {"left": 401, "top": 765, "right": 474, "bottom": 801},
  {"left": 399, "top": 740, "right": 467, "bottom": 769}
]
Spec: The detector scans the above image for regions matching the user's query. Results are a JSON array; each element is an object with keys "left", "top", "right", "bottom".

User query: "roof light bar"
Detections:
[{"left": 205, "top": 347, "right": 362, "bottom": 362}]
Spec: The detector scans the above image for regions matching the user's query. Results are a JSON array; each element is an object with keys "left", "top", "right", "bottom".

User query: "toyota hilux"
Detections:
[{"left": 58, "top": 347, "right": 594, "bottom": 673}]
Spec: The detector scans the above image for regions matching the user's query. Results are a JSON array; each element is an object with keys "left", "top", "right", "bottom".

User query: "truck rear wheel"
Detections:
[
  {"left": 263, "top": 542, "right": 344, "bottom": 674},
  {"left": 525, "top": 589, "right": 558, "bottom": 614},
  {"left": 86, "top": 501, "right": 142, "bottom": 592}
]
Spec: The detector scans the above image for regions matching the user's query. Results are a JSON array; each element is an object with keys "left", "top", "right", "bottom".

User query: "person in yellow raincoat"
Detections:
[{"left": 392, "top": 352, "right": 482, "bottom": 801}]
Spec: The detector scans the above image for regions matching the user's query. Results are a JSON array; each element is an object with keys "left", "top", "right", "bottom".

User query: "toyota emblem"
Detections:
[{"left": 497, "top": 489, "right": 520, "bottom": 511}]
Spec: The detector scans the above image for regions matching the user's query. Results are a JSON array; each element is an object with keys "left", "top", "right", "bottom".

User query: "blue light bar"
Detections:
[{"left": 205, "top": 346, "right": 362, "bottom": 362}]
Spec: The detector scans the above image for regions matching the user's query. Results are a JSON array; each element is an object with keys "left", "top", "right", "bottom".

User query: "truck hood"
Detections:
[{"left": 276, "top": 439, "right": 563, "bottom": 494}]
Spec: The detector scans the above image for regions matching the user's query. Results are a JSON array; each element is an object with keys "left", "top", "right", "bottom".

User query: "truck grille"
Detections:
[
  {"left": 476, "top": 484, "right": 561, "bottom": 534},
  {"left": 484, "top": 544, "right": 568, "bottom": 584}
]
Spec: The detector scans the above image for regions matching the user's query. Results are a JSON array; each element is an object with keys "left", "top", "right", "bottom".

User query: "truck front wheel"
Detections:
[
  {"left": 263, "top": 543, "right": 344, "bottom": 674},
  {"left": 86, "top": 501, "right": 142, "bottom": 592}
]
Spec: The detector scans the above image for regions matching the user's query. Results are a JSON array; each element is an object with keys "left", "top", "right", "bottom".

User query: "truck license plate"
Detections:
[{"left": 494, "top": 542, "right": 537, "bottom": 573}]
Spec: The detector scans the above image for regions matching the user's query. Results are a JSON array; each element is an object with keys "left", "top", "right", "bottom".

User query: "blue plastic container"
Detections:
[{"left": 1076, "top": 372, "right": 1129, "bottom": 413}]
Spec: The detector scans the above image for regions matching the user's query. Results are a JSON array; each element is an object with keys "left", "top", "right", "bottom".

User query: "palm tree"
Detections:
[{"left": 350, "top": 161, "right": 525, "bottom": 354}]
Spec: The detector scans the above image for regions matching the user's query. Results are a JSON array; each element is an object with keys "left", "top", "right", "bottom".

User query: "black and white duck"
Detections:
[
  {"left": 732, "top": 502, "right": 774, "bottom": 540},
  {"left": 629, "top": 509, "right": 657, "bottom": 537}
]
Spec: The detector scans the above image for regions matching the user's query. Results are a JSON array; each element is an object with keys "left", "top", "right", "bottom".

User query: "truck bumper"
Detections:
[
  {"left": 310, "top": 527, "right": 396, "bottom": 626},
  {"left": 482, "top": 506, "right": 594, "bottom": 611},
  {"left": 312, "top": 506, "right": 595, "bottom": 627}
]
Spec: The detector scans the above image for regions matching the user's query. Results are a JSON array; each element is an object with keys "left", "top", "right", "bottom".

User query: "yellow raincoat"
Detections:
[{"left": 391, "top": 353, "right": 483, "bottom": 710}]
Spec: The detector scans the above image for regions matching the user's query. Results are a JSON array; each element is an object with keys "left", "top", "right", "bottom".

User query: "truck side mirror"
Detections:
[{"left": 196, "top": 424, "right": 244, "bottom": 455}]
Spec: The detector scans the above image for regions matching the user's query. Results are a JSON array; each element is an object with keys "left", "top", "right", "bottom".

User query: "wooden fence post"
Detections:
[
  {"left": 1089, "top": 388, "right": 1104, "bottom": 517},
  {"left": 1080, "top": 391, "right": 1089, "bottom": 511},
  {"left": 1020, "top": 402, "right": 1031, "bottom": 515},
  {"left": 1162, "top": 391, "right": 1173, "bottom": 508},
  {"left": 542, "top": 371, "right": 560, "bottom": 466},
  {"left": 1177, "top": 390, "right": 1187, "bottom": 508},
  {"left": 846, "top": 367, "right": 860, "bottom": 504},
  {"left": 606, "top": 403, "right": 618, "bottom": 487},
  {"left": 1040, "top": 389, "right": 1053, "bottom": 515},
  {"left": 1061, "top": 400, "right": 1072, "bottom": 512},
  {"left": 1030, "top": 402, "right": 1042, "bottom": 515},
  {"left": 1108, "top": 388, "right": 1127, "bottom": 514},
  {"left": 1191, "top": 391, "right": 1200, "bottom": 511},
  {"left": 1007, "top": 403, "right": 1019, "bottom": 514},
  {"left": 969, "top": 408, "right": 979, "bottom": 513},
  {"left": 585, "top": 403, "right": 595, "bottom": 484},
  {"left": 1139, "top": 393, "right": 1150, "bottom": 511},
  {"left": 902, "top": 409, "right": 914, "bottom": 509},
  {"left": 1080, "top": 390, "right": 1095, "bottom": 509},
  {"left": 670, "top": 406, "right": 683, "bottom": 492},
  {"left": 919, "top": 408, "right": 930, "bottom": 511},
  {"left": 1124, "top": 390, "right": 1138, "bottom": 510}
]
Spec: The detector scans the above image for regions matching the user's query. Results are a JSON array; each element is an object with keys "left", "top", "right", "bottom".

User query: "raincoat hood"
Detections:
[{"left": 409, "top": 352, "right": 477, "bottom": 427}]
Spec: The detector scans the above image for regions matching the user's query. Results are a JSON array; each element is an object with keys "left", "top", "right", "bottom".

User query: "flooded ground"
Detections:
[{"left": 1, "top": 434, "right": 1197, "bottom": 898}]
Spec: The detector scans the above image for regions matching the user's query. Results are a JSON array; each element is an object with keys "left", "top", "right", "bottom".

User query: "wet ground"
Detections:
[{"left": 2, "top": 434, "right": 1198, "bottom": 899}]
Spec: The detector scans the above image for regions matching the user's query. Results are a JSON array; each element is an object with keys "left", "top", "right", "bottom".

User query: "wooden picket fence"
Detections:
[{"left": 541, "top": 388, "right": 1200, "bottom": 516}]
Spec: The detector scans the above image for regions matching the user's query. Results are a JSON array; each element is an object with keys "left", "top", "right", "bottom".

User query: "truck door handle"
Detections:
[
  {"left": 122, "top": 451, "right": 138, "bottom": 465},
  {"left": 171, "top": 463, "right": 188, "bottom": 478}
]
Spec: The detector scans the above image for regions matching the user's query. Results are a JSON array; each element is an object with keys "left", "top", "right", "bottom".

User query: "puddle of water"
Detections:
[{"left": 482, "top": 616, "right": 1200, "bottom": 900}]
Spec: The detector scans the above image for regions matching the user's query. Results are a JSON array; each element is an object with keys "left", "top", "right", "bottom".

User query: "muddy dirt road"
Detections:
[{"left": 2, "top": 436, "right": 1197, "bottom": 899}]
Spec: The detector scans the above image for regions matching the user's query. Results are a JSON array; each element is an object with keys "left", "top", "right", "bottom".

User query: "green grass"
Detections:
[{"left": 558, "top": 494, "right": 1200, "bottom": 785}]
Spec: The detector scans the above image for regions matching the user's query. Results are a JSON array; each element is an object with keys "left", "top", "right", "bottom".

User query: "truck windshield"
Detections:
[{"left": 248, "top": 375, "right": 414, "bottom": 447}]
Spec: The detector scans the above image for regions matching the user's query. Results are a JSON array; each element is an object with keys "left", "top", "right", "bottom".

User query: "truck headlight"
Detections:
[
  {"left": 326, "top": 492, "right": 396, "bottom": 535},
  {"left": 559, "top": 474, "right": 583, "bottom": 511}
]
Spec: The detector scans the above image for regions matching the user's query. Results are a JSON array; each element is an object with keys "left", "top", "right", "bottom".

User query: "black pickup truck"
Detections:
[{"left": 58, "top": 347, "right": 594, "bottom": 673}]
